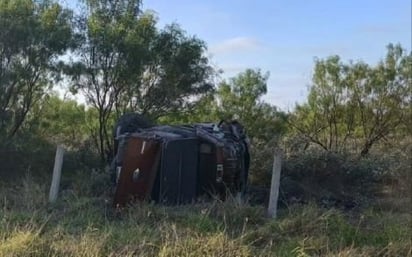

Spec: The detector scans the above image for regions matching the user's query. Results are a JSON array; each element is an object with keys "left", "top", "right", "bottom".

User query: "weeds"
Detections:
[{"left": 0, "top": 173, "right": 410, "bottom": 257}]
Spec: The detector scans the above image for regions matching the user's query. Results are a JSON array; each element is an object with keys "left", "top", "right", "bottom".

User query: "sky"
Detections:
[{"left": 65, "top": 0, "right": 411, "bottom": 111}]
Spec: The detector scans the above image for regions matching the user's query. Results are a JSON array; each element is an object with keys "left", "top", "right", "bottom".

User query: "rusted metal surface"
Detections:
[{"left": 113, "top": 135, "right": 161, "bottom": 207}]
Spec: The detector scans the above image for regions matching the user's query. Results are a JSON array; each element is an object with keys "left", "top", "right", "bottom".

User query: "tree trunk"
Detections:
[{"left": 360, "top": 141, "right": 373, "bottom": 157}]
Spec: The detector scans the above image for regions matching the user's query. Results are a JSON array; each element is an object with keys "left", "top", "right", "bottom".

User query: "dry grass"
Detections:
[{"left": 0, "top": 173, "right": 410, "bottom": 257}]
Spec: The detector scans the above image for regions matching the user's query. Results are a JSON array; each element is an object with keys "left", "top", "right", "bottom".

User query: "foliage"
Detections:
[
  {"left": 65, "top": 0, "right": 214, "bottom": 162},
  {"left": 0, "top": 4, "right": 411, "bottom": 256},
  {"left": 0, "top": 175, "right": 410, "bottom": 257},
  {"left": 157, "top": 92, "right": 219, "bottom": 124},
  {"left": 0, "top": 0, "right": 74, "bottom": 141},
  {"left": 210, "top": 69, "right": 288, "bottom": 186},
  {"left": 215, "top": 69, "right": 288, "bottom": 141},
  {"left": 289, "top": 44, "right": 411, "bottom": 156},
  {"left": 125, "top": 23, "right": 215, "bottom": 119},
  {"left": 158, "top": 69, "right": 289, "bottom": 189},
  {"left": 66, "top": 0, "right": 152, "bottom": 161},
  {"left": 160, "top": 68, "right": 288, "bottom": 139},
  {"left": 27, "top": 95, "right": 89, "bottom": 149},
  {"left": 280, "top": 150, "right": 388, "bottom": 208}
]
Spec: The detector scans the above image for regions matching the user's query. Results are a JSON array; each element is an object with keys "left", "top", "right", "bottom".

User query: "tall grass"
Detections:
[{"left": 0, "top": 173, "right": 410, "bottom": 257}]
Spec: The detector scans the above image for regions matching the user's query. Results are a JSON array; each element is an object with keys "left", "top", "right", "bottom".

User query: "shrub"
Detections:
[
  {"left": 247, "top": 146, "right": 405, "bottom": 209},
  {"left": 279, "top": 150, "right": 392, "bottom": 209}
]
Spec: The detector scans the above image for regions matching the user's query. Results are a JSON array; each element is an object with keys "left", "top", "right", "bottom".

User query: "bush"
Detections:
[
  {"left": 280, "top": 150, "right": 392, "bottom": 209},
  {"left": 247, "top": 145, "right": 404, "bottom": 209},
  {"left": 0, "top": 135, "right": 102, "bottom": 188}
]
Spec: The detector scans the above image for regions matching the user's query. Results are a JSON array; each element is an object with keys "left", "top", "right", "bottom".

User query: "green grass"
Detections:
[{"left": 0, "top": 175, "right": 411, "bottom": 257}]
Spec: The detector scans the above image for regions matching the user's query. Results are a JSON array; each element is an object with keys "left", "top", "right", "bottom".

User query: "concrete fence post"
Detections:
[
  {"left": 268, "top": 148, "right": 282, "bottom": 218},
  {"left": 49, "top": 145, "right": 64, "bottom": 203}
]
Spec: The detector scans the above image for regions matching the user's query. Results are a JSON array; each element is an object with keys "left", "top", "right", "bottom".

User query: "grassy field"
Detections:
[{"left": 0, "top": 172, "right": 411, "bottom": 257}]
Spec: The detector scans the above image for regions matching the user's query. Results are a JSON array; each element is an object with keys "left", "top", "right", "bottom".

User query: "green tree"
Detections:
[
  {"left": 289, "top": 55, "right": 349, "bottom": 152},
  {"left": 185, "top": 69, "right": 288, "bottom": 185},
  {"left": 30, "top": 95, "right": 90, "bottom": 150},
  {"left": 118, "top": 23, "right": 215, "bottom": 119},
  {"left": 163, "top": 69, "right": 288, "bottom": 139},
  {"left": 214, "top": 69, "right": 287, "bottom": 141},
  {"left": 68, "top": 0, "right": 214, "bottom": 162},
  {"left": 157, "top": 92, "right": 218, "bottom": 124},
  {"left": 67, "top": 0, "right": 156, "bottom": 161},
  {"left": 0, "top": 0, "right": 74, "bottom": 142},
  {"left": 290, "top": 43, "right": 411, "bottom": 156},
  {"left": 349, "top": 44, "right": 411, "bottom": 156}
]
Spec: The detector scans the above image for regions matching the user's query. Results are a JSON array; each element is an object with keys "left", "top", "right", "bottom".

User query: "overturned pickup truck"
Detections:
[{"left": 110, "top": 113, "right": 250, "bottom": 207}]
